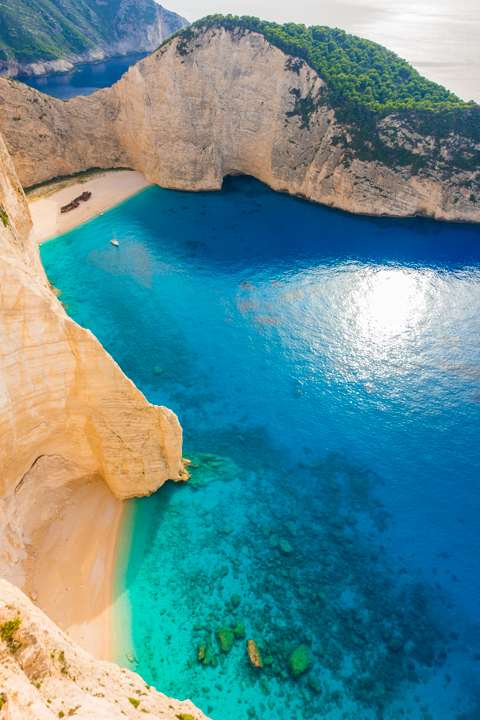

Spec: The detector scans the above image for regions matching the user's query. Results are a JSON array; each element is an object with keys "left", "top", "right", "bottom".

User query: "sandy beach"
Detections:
[
  {"left": 28, "top": 169, "right": 152, "bottom": 243},
  {"left": 28, "top": 480, "right": 125, "bottom": 661}
]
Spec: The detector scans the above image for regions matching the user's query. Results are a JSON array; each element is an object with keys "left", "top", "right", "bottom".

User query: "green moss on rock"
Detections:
[
  {"left": 0, "top": 204, "right": 9, "bottom": 227},
  {"left": 233, "top": 623, "right": 246, "bottom": 639},
  {"left": 289, "top": 644, "right": 314, "bottom": 677},
  {"left": 215, "top": 627, "right": 234, "bottom": 653}
]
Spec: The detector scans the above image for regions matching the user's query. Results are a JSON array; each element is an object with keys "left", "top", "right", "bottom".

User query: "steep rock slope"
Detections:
[
  {"left": 0, "top": 129, "right": 183, "bottom": 585},
  {"left": 0, "top": 578, "right": 209, "bottom": 719},
  {"left": 0, "top": 26, "right": 479, "bottom": 221},
  {"left": 0, "top": 0, "right": 189, "bottom": 78}
]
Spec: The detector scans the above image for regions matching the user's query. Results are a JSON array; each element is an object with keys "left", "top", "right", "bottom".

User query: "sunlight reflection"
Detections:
[{"left": 354, "top": 267, "right": 428, "bottom": 343}]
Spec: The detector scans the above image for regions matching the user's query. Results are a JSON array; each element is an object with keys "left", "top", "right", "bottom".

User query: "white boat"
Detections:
[{"left": 111, "top": 232, "right": 119, "bottom": 247}]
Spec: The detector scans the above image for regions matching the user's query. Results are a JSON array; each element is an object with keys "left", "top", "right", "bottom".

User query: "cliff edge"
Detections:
[
  {"left": 0, "top": 578, "right": 209, "bottom": 719},
  {"left": 0, "top": 0, "right": 189, "bottom": 78},
  {"left": 0, "top": 25, "right": 479, "bottom": 222},
  {"left": 0, "top": 129, "right": 183, "bottom": 589}
]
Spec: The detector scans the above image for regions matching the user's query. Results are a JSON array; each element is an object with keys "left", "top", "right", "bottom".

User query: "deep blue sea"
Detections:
[
  {"left": 21, "top": 53, "right": 147, "bottom": 100},
  {"left": 40, "top": 177, "right": 480, "bottom": 720}
]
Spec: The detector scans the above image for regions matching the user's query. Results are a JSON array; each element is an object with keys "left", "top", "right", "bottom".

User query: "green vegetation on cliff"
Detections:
[
  {"left": 0, "top": 0, "right": 187, "bottom": 67},
  {"left": 168, "top": 15, "right": 480, "bottom": 176}
]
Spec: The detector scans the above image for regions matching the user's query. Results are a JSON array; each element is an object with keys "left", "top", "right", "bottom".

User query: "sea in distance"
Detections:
[
  {"left": 40, "top": 176, "right": 480, "bottom": 720},
  {"left": 21, "top": 52, "right": 148, "bottom": 100}
]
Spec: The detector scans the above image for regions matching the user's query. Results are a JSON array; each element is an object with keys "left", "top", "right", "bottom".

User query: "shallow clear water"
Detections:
[
  {"left": 40, "top": 177, "right": 480, "bottom": 720},
  {"left": 20, "top": 53, "right": 148, "bottom": 99}
]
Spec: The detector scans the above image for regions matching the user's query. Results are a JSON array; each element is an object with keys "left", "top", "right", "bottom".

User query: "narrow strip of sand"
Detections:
[
  {"left": 28, "top": 169, "right": 152, "bottom": 243},
  {"left": 30, "top": 481, "right": 125, "bottom": 660}
]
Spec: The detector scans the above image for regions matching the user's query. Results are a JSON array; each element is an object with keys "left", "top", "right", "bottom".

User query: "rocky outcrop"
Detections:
[
  {"left": 0, "top": 26, "right": 479, "bottom": 221},
  {"left": 0, "top": 1, "right": 189, "bottom": 79},
  {"left": 0, "top": 128, "right": 183, "bottom": 588},
  {"left": 0, "top": 578, "right": 210, "bottom": 719}
]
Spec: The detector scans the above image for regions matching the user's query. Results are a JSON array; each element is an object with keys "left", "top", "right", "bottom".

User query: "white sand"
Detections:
[
  {"left": 24, "top": 170, "right": 147, "bottom": 659},
  {"left": 31, "top": 481, "right": 125, "bottom": 661},
  {"left": 29, "top": 170, "right": 151, "bottom": 243}
]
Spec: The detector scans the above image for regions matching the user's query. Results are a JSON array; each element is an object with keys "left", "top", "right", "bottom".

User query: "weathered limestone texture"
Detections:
[
  {"left": 0, "top": 578, "right": 210, "bottom": 720},
  {"left": 0, "top": 130, "right": 183, "bottom": 584},
  {"left": 0, "top": 27, "right": 479, "bottom": 221}
]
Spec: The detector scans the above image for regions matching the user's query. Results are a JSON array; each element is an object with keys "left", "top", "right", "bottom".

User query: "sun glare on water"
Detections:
[{"left": 354, "top": 267, "right": 428, "bottom": 343}]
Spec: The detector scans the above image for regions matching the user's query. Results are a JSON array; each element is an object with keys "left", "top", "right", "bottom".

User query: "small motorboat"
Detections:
[{"left": 111, "top": 232, "right": 119, "bottom": 247}]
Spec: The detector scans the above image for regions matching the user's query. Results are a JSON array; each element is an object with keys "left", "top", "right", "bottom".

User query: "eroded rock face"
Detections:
[
  {"left": 0, "top": 130, "right": 183, "bottom": 588},
  {"left": 0, "top": 27, "right": 479, "bottom": 221},
  {"left": 0, "top": 579, "right": 209, "bottom": 720}
]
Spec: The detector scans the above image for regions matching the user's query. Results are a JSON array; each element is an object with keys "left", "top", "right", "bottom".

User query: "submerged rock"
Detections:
[
  {"left": 204, "top": 642, "right": 214, "bottom": 665},
  {"left": 279, "top": 538, "right": 293, "bottom": 554},
  {"left": 231, "top": 593, "right": 241, "bottom": 607},
  {"left": 289, "top": 644, "right": 314, "bottom": 677},
  {"left": 268, "top": 534, "right": 279, "bottom": 549},
  {"left": 234, "top": 623, "right": 246, "bottom": 639},
  {"left": 388, "top": 635, "right": 404, "bottom": 652},
  {"left": 260, "top": 677, "right": 271, "bottom": 695},
  {"left": 216, "top": 627, "right": 235, "bottom": 653},
  {"left": 197, "top": 645, "right": 206, "bottom": 662},
  {"left": 182, "top": 452, "right": 241, "bottom": 488},
  {"left": 219, "top": 523, "right": 233, "bottom": 535},
  {"left": 308, "top": 676, "right": 323, "bottom": 694},
  {"left": 247, "top": 639, "right": 263, "bottom": 668}
]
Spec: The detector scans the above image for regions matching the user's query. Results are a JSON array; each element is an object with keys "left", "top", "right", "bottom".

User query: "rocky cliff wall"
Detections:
[
  {"left": 0, "top": 130, "right": 183, "bottom": 587},
  {"left": 0, "top": 1, "right": 189, "bottom": 79},
  {"left": 1, "top": 27, "right": 479, "bottom": 222},
  {"left": 0, "top": 579, "right": 209, "bottom": 720}
]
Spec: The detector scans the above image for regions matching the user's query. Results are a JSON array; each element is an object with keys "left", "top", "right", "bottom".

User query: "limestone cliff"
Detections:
[
  {"left": 0, "top": 129, "right": 183, "bottom": 586},
  {"left": 0, "top": 26, "right": 479, "bottom": 221},
  {"left": 0, "top": 0, "right": 189, "bottom": 79},
  {"left": 0, "top": 579, "right": 209, "bottom": 720}
]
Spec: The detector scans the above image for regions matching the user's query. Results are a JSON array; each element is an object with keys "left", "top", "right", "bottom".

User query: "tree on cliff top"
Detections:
[{"left": 164, "top": 15, "right": 480, "bottom": 175}]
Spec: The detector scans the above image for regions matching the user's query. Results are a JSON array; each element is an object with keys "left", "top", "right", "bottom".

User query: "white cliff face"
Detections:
[
  {"left": 0, "top": 27, "right": 479, "bottom": 222},
  {"left": 0, "top": 130, "right": 183, "bottom": 588},
  {"left": 0, "top": 579, "right": 210, "bottom": 720}
]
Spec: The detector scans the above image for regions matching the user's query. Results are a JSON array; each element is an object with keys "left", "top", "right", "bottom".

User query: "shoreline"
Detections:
[
  {"left": 110, "top": 497, "right": 138, "bottom": 665},
  {"left": 28, "top": 169, "right": 152, "bottom": 243},
  {"left": 27, "top": 479, "right": 126, "bottom": 660}
]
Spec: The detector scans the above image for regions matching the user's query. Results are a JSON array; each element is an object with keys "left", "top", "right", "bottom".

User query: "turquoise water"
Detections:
[
  {"left": 41, "top": 177, "right": 480, "bottom": 720},
  {"left": 21, "top": 53, "right": 148, "bottom": 99}
]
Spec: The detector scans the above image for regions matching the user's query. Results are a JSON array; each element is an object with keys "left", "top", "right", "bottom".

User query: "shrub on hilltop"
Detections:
[{"left": 165, "top": 15, "right": 480, "bottom": 177}]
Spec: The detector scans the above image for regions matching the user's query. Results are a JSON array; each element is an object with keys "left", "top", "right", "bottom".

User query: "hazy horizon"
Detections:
[{"left": 164, "top": 0, "right": 480, "bottom": 103}]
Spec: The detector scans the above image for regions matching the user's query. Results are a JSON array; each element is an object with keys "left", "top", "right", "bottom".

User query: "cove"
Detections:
[
  {"left": 20, "top": 52, "right": 148, "bottom": 100},
  {"left": 40, "top": 176, "right": 480, "bottom": 720}
]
